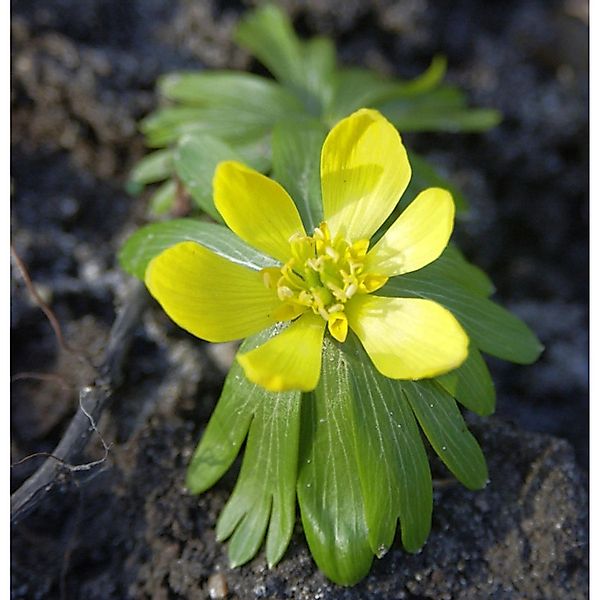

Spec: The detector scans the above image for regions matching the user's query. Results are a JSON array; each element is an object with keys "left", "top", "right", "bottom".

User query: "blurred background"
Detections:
[{"left": 11, "top": 0, "right": 588, "bottom": 597}]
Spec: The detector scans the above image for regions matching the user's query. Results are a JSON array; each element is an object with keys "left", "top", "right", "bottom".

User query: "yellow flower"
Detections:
[{"left": 145, "top": 109, "right": 469, "bottom": 392}]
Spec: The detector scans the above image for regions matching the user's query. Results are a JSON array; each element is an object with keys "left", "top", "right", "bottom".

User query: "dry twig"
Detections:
[{"left": 10, "top": 280, "right": 149, "bottom": 524}]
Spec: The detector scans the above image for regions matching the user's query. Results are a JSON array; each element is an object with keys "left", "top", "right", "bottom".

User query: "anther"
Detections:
[
  {"left": 313, "top": 227, "right": 325, "bottom": 240},
  {"left": 277, "top": 286, "right": 294, "bottom": 300},
  {"left": 345, "top": 283, "right": 357, "bottom": 298},
  {"left": 325, "top": 246, "right": 339, "bottom": 261}
]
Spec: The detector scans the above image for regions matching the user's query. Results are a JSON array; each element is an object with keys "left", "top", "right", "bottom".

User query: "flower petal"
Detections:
[
  {"left": 214, "top": 160, "right": 306, "bottom": 262},
  {"left": 237, "top": 312, "right": 325, "bottom": 392},
  {"left": 321, "top": 108, "right": 411, "bottom": 241},
  {"left": 366, "top": 187, "right": 455, "bottom": 277},
  {"left": 346, "top": 295, "right": 468, "bottom": 379},
  {"left": 146, "top": 241, "right": 281, "bottom": 342}
]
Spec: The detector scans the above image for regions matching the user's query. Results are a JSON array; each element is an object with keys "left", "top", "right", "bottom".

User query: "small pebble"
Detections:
[{"left": 208, "top": 572, "right": 228, "bottom": 599}]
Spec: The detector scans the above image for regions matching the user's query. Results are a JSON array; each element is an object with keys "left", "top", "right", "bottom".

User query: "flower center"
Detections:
[{"left": 260, "top": 223, "right": 388, "bottom": 342}]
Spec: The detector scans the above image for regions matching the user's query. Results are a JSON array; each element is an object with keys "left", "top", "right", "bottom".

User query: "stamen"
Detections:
[
  {"left": 325, "top": 246, "right": 339, "bottom": 261},
  {"left": 313, "top": 227, "right": 325, "bottom": 240},
  {"left": 318, "top": 306, "right": 330, "bottom": 321},
  {"left": 277, "top": 286, "right": 294, "bottom": 300},
  {"left": 260, "top": 224, "right": 386, "bottom": 334},
  {"left": 345, "top": 283, "right": 357, "bottom": 298},
  {"left": 306, "top": 258, "right": 321, "bottom": 271}
]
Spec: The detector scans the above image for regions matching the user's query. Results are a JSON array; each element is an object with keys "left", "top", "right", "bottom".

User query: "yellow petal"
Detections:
[
  {"left": 321, "top": 108, "right": 411, "bottom": 241},
  {"left": 237, "top": 312, "right": 325, "bottom": 392},
  {"left": 145, "top": 241, "right": 282, "bottom": 342},
  {"left": 346, "top": 295, "right": 468, "bottom": 379},
  {"left": 366, "top": 187, "right": 455, "bottom": 276},
  {"left": 214, "top": 160, "right": 306, "bottom": 262}
]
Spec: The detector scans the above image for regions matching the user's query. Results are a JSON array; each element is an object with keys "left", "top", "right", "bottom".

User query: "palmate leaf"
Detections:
[
  {"left": 383, "top": 105, "right": 502, "bottom": 133},
  {"left": 325, "top": 56, "right": 447, "bottom": 124},
  {"left": 142, "top": 71, "right": 305, "bottom": 149},
  {"left": 118, "top": 219, "right": 278, "bottom": 280},
  {"left": 129, "top": 4, "right": 502, "bottom": 229},
  {"left": 216, "top": 387, "right": 301, "bottom": 568},
  {"left": 185, "top": 331, "right": 493, "bottom": 586},
  {"left": 235, "top": 4, "right": 304, "bottom": 92},
  {"left": 158, "top": 70, "right": 305, "bottom": 116},
  {"left": 297, "top": 337, "right": 373, "bottom": 586},
  {"left": 187, "top": 328, "right": 301, "bottom": 568},
  {"left": 141, "top": 105, "right": 275, "bottom": 148},
  {"left": 141, "top": 133, "right": 271, "bottom": 219},
  {"left": 235, "top": 4, "right": 335, "bottom": 114},
  {"left": 343, "top": 335, "right": 432, "bottom": 555}
]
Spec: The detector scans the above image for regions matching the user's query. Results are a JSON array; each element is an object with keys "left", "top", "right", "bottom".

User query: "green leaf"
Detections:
[
  {"left": 271, "top": 118, "right": 327, "bottom": 231},
  {"left": 437, "top": 346, "right": 496, "bottom": 416},
  {"left": 343, "top": 335, "right": 432, "bottom": 555},
  {"left": 326, "top": 56, "right": 447, "bottom": 124},
  {"left": 408, "top": 244, "right": 495, "bottom": 298},
  {"left": 234, "top": 134, "right": 272, "bottom": 173},
  {"left": 384, "top": 85, "right": 467, "bottom": 111},
  {"left": 185, "top": 326, "right": 279, "bottom": 494},
  {"left": 403, "top": 151, "right": 468, "bottom": 214},
  {"left": 128, "top": 148, "right": 173, "bottom": 187},
  {"left": 326, "top": 68, "right": 401, "bottom": 123},
  {"left": 118, "top": 219, "right": 278, "bottom": 280},
  {"left": 215, "top": 382, "right": 301, "bottom": 568},
  {"left": 382, "top": 272, "right": 543, "bottom": 364},
  {"left": 173, "top": 134, "right": 239, "bottom": 220},
  {"left": 392, "top": 55, "right": 447, "bottom": 96},
  {"left": 235, "top": 5, "right": 332, "bottom": 114},
  {"left": 140, "top": 106, "right": 213, "bottom": 145},
  {"left": 235, "top": 5, "right": 304, "bottom": 92},
  {"left": 432, "top": 245, "right": 495, "bottom": 297},
  {"left": 186, "top": 358, "right": 259, "bottom": 495},
  {"left": 141, "top": 106, "right": 274, "bottom": 148},
  {"left": 186, "top": 327, "right": 301, "bottom": 569},
  {"left": 379, "top": 95, "right": 502, "bottom": 132},
  {"left": 173, "top": 132, "right": 272, "bottom": 218},
  {"left": 158, "top": 70, "right": 304, "bottom": 113},
  {"left": 148, "top": 179, "right": 177, "bottom": 216},
  {"left": 297, "top": 337, "right": 373, "bottom": 586},
  {"left": 402, "top": 380, "right": 488, "bottom": 489},
  {"left": 298, "top": 36, "right": 337, "bottom": 113}
]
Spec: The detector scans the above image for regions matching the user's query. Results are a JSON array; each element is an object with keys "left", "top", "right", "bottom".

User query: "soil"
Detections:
[{"left": 11, "top": 0, "right": 588, "bottom": 598}]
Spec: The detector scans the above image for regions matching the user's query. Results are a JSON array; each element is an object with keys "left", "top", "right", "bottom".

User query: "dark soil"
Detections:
[{"left": 11, "top": 0, "right": 588, "bottom": 598}]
